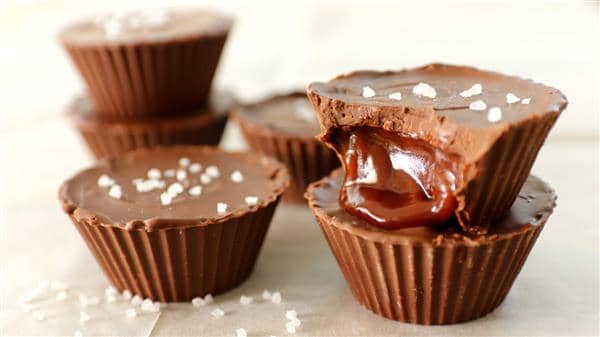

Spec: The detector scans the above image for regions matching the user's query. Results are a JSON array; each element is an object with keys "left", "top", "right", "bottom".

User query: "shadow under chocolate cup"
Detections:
[
  {"left": 59, "top": 146, "right": 289, "bottom": 302},
  {"left": 306, "top": 169, "right": 556, "bottom": 325},
  {"left": 232, "top": 92, "right": 340, "bottom": 203},
  {"left": 59, "top": 8, "right": 232, "bottom": 120},
  {"left": 67, "top": 93, "right": 234, "bottom": 159}
]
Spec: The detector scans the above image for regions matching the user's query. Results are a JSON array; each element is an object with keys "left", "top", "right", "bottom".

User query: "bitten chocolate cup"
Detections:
[
  {"left": 68, "top": 93, "right": 234, "bottom": 159},
  {"left": 59, "top": 146, "right": 289, "bottom": 302},
  {"left": 306, "top": 169, "right": 556, "bottom": 325},
  {"left": 59, "top": 9, "right": 232, "bottom": 120},
  {"left": 232, "top": 92, "right": 340, "bottom": 203},
  {"left": 307, "top": 63, "right": 567, "bottom": 231}
]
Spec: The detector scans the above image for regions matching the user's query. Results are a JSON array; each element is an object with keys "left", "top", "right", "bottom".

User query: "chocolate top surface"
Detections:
[
  {"left": 308, "top": 63, "right": 566, "bottom": 128},
  {"left": 234, "top": 92, "right": 321, "bottom": 138},
  {"left": 59, "top": 146, "right": 289, "bottom": 231},
  {"left": 60, "top": 8, "right": 232, "bottom": 45},
  {"left": 307, "top": 169, "right": 556, "bottom": 244}
]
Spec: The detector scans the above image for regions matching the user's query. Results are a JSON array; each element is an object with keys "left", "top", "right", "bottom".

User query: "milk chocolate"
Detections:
[{"left": 307, "top": 63, "right": 566, "bottom": 231}]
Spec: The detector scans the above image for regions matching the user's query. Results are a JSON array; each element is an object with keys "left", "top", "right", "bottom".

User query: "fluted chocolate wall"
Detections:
[
  {"left": 63, "top": 35, "right": 227, "bottom": 120},
  {"left": 315, "top": 215, "right": 545, "bottom": 325},
  {"left": 69, "top": 200, "right": 279, "bottom": 302},
  {"left": 238, "top": 127, "right": 340, "bottom": 203}
]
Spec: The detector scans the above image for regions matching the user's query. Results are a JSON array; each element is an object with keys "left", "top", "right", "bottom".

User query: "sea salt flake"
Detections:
[
  {"left": 33, "top": 310, "right": 46, "bottom": 321},
  {"left": 285, "top": 310, "right": 297, "bottom": 320},
  {"left": 285, "top": 321, "right": 297, "bottom": 334},
  {"left": 205, "top": 166, "right": 220, "bottom": 178},
  {"left": 211, "top": 308, "right": 225, "bottom": 319},
  {"left": 125, "top": 308, "right": 137, "bottom": 318},
  {"left": 506, "top": 93, "right": 520, "bottom": 104},
  {"left": 167, "top": 182, "right": 184, "bottom": 197},
  {"left": 262, "top": 290, "right": 272, "bottom": 300},
  {"left": 164, "top": 169, "right": 176, "bottom": 177},
  {"left": 217, "top": 202, "right": 228, "bottom": 214},
  {"left": 108, "top": 185, "right": 122, "bottom": 199},
  {"left": 487, "top": 107, "right": 503, "bottom": 123},
  {"left": 469, "top": 100, "right": 487, "bottom": 111},
  {"left": 240, "top": 295, "right": 253, "bottom": 305},
  {"left": 188, "top": 185, "right": 202, "bottom": 197},
  {"left": 236, "top": 328, "right": 247, "bottom": 337},
  {"left": 56, "top": 290, "right": 68, "bottom": 301},
  {"left": 412, "top": 82, "right": 437, "bottom": 98},
  {"left": 160, "top": 192, "right": 172, "bottom": 206},
  {"left": 245, "top": 196, "right": 258, "bottom": 206},
  {"left": 105, "top": 286, "right": 118, "bottom": 298},
  {"left": 141, "top": 299, "right": 160, "bottom": 313},
  {"left": 147, "top": 168, "right": 161, "bottom": 179},
  {"left": 200, "top": 174, "right": 212, "bottom": 184},
  {"left": 191, "top": 297, "right": 205, "bottom": 307},
  {"left": 80, "top": 311, "right": 91, "bottom": 323},
  {"left": 271, "top": 291, "right": 282, "bottom": 304},
  {"left": 521, "top": 98, "right": 531, "bottom": 104},
  {"left": 189, "top": 163, "right": 202, "bottom": 174},
  {"left": 459, "top": 83, "right": 482, "bottom": 98},
  {"left": 230, "top": 170, "right": 244, "bottom": 183},
  {"left": 122, "top": 290, "right": 133, "bottom": 300},
  {"left": 97, "top": 174, "right": 115, "bottom": 187},
  {"left": 176, "top": 169, "right": 187, "bottom": 181},
  {"left": 388, "top": 92, "right": 402, "bottom": 100},
  {"left": 179, "top": 157, "right": 190, "bottom": 167},
  {"left": 131, "top": 295, "right": 143, "bottom": 306},
  {"left": 203, "top": 294, "right": 213, "bottom": 304},
  {"left": 361, "top": 86, "right": 376, "bottom": 98}
]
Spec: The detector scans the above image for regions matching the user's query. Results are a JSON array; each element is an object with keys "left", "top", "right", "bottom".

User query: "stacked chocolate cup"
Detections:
[
  {"left": 59, "top": 9, "right": 234, "bottom": 159},
  {"left": 305, "top": 64, "right": 567, "bottom": 324}
]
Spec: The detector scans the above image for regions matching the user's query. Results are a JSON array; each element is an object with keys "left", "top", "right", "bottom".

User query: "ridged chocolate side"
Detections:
[
  {"left": 71, "top": 113, "right": 228, "bottom": 160},
  {"left": 237, "top": 123, "right": 340, "bottom": 203},
  {"left": 314, "top": 213, "right": 544, "bottom": 325},
  {"left": 457, "top": 112, "right": 559, "bottom": 230},
  {"left": 62, "top": 34, "right": 227, "bottom": 120},
  {"left": 68, "top": 198, "right": 279, "bottom": 302}
]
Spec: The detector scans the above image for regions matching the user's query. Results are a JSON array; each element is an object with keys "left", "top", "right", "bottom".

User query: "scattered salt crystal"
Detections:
[
  {"left": 211, "top": 308, "right": 225, "bottom": 319},
  {"left": 176, "top": 169, "right": 187, "bottom": 182},
  {"left": 245, "top": 196, "right": 258, "bottom": 206},
  {"left": 240, "top": 295, "right": 253, "bottom": 305},
  {"left": 108, "top": 185, "right": 122, "bottom": 199},
  {"left": 188, "top": 185, "right": 202, "bottom": 197},
  {"left": 122, "top": 290, "right": 133, "bottom": 300},
  {"left": 147, "top": 168, "right": 161, "bottom": 179},
  {"left": 164, "top": 169, "right": 176, "bottom": 178},
  {"left": 459, "top": 83, "right": 482, "bottom": 98},
  {"left": 235, "top": 328, "right": 247, "bottom": 337},
  {"left": 412, "top": 82, "right": 437, "bottom": 98},
  {"left": 487, "top": 107, "right": 503, "bottom": 123},
  {"left": 285, "top": 310, "right": 297, "bottom": 320},
  {"left": 56, "top": 290, "right": 68, "bottom": 301},
  {"left": 97, "top": 174, "right": 115, "bottom": 187},
  {"left": 179, "top": 157, "right": 190, "bottom": 167},
  {"left": 285, "top": 321, "right": 297, "bottom": 334},
  {"left": 167, "top": 182, "right": 184, "bottom": 197},
  {"left": 105, "top": 286, "right": 118, "bottom": 298},
  {"left": 125, "top": 308, "right": 137, "bottom": 319},
  {"left": 506, "top": 93, "right": 520, "bottom": 104},
  {"left": 521, "top": 98, "right": 531, "bottom": 104},
  {"left": 106, "top": 294, "right": 117, "bottom": 303},
  {"left": 262, "top": 290, "right": 272, "bottom": 300},
  {"left": 160, "top": 192, "right": 172, "bottom": 206},
  {"left": 80, "top": 311, "right": 91, "bottom": 323},
  {"left": 141, "top": 299, "right": 161, "bottom": 313},
  {"left": 271, "top": 291, "right": 282, "bottom": 304},
  {"left": 189, "top": 163, "right": 202, "bottom": 174},
  {"left": 203, "top": 294, "right": 213, "bottom": 304},
  {"left": 131, "top": 295, "right": 143, "bottom": 306},
  {"left": 205, "top": 166, "right": 220, "bottom": 178},
  {"left": 217, "top": 202, "right": 228, "bottom": 214},
  {"left": 469, "top": 100, "right": 487, "bottom": 111},
  {"left": 191, "top": 297, "right": 204, "bottom": 307},
  {"left": 388, "top": 92, "right": 402, "bottom": 100},
  {"left": 230, "top": 170, "right": 244, "bottom": 183},
  {"left": 33, "top": 310, "right": 46, "bottom": 321},
  {"left": 361, "top": 86, "right": 376, "bottom": 98},
  {"left": 200, "top": 174, "right": 212, "bottom": 184},
  {"left": 74, "top": 330, "right": 83, "bottom": 337},
  {"left": 132, "top": 178, "right": 143, "bottom": 185}
]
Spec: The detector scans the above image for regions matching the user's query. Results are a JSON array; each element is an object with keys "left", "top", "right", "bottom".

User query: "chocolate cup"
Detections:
[
  {"left": 60, "top": 27, "right": 230, "bottom": 120},
  {"left": 67, "top": 95, "right": 231, "bottom": 159},
  {"left": 306, "top": 169, "right": 555, "bottom": 325},
  {"left": 232, "top": 110, "right": 340, "bottom": 203}
]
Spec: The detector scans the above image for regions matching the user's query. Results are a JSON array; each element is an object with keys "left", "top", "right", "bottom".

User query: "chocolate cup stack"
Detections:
[
  {"left": 305, "top": 63, "right": 567, "bottom": 324},
  {"left": 58, "top": 9, "right": 234, "bottom": 159}
]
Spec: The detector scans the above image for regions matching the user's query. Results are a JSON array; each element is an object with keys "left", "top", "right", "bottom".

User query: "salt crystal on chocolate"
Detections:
[
  {"left": 126, "top": 308, "right": 137, "bottom": 319},
  {"left": 147, "top": 168, "right": 161, "bottom": 179},
  {"left": 200, "top": 174, "right": 212, "bottom": 184},
  {"left": 167, "top": 182, "right": 184, "bottom": 197},
  {"left": 235, "top": 328, "right": 247, "bottom": 337},
  {"left": 176, "top": 169, "right": 187, "bottom": 181},
  {"left": 459, "top": 83, "right": 482, "bottom": 98},
  {"left": 240, "top": 295, "right": 253, "bottom": 305},
  {"left": 131, "top": 295, "right": 143, "bottom": 306},
  {"left": 412, "top": 82, "right": 437, "bottom": 98},
  {"left": 160, "top": 192, "right": 172, "bottom": 206},
  {"left": 211, "top": 308, "right": 225, "bottom": 319},
  {"left": 521, "top": 98, "right": 531, "bottom": 104},
  {"left": 191, "top": 297, "right": 204, "bottom": 307},
  {"left": 205, "top": 166, "right": 220, "bottom": 178},
  {"left": 203, "top": 294, "right": 214, "bottom": 304},
  {"left": 231, "top": 170, "right": 244, "bottom": 183},
  {"left": 469, "top": 100, "right": 487, "bottom": 111},
  {"left": 388, "top": 92, "right": 402, "bottom": 100},
  {"left": 164, "top": 169, "right": 176, "bottom": 178},
  {"left": 271, "top": 291, "right": 282, "bottom": 304},
  {"left": 506, "top": 93, "right": 520, "bottom": 104},
  {"left": 188, "top": 185, "right": 202, "bottom": 196},
  {"left": 488, "top": 107, "right": 503, "bottom": 123},
  {"left": 361, "top": 86, "right": 376, "bottom": 98},
  {"left": 108, "top": 185, "right": 122, "bottom": 199},
  {"left": 105, "top": 286, "right": 118, "bottom": 298},
  {"left": 245, "top": 196, "right": 258, "bottom": 206},
  {"left": 217, "top": 202, "right": 228, "bottom": 214},
  {"left": 97, "top": 174, "right": 115, "bottom": 187},
  {"left": 179, "top": 157, "right": 190, "bottom": 167},
  {"left": 122, "top": 290, "right": 132, "bottom": 300},
  {"left": 189, "top": 163, "right": 202, "bottom": 174}
]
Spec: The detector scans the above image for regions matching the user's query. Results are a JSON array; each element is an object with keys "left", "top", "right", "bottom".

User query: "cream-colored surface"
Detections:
[{"left": 1, "top": 0, "right": 598, "bottom": 336}]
